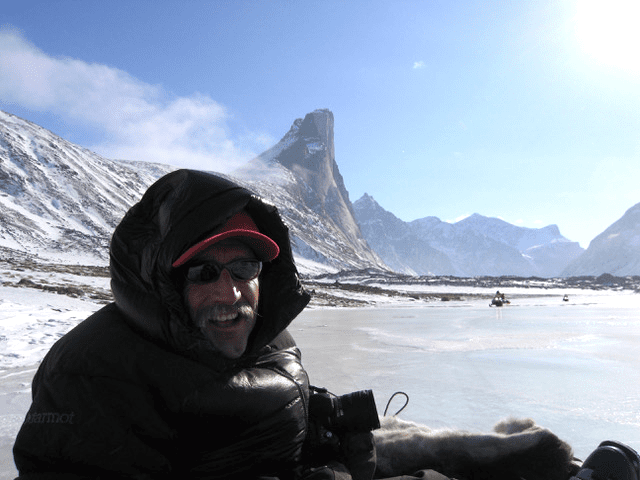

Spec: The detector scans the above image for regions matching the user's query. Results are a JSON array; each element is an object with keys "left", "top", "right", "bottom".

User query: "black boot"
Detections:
[{"left": 571, "top": 441, "right": 640, "bottom": 480}]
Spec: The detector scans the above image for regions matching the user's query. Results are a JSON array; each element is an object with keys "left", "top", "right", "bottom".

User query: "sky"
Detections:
[{"left": 1, "top": 1, "right": 639, "bottom": 249}]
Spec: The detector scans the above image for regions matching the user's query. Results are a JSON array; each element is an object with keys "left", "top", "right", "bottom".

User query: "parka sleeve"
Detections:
[{"left": 13, "top": 366, "right": 175, "bottom": 479}]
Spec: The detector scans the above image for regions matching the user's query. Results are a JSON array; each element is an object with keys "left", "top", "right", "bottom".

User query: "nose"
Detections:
[{"left": 210, "top": 268, "right": 242, "bottom": 304}]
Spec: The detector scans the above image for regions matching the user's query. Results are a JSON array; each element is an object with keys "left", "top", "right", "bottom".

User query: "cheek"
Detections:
[
  {"left": 183, "top": 285, "right": 204, "bottom": 313},
  {"left": 182, "top": 280, "right": 260, "bottom": 312},
  {"left": 243, "top": 279, "right": 259, "bottom": 308}
]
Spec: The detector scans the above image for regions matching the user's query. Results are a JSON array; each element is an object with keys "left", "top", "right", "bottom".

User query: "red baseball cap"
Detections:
[{"left": 172, "top": 212, "right": 280, "bottom": 268}]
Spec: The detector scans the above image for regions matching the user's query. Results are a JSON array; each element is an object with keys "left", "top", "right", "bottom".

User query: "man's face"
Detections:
[{"left": 182, "top": 243, "right": 259, "bottom": 359}]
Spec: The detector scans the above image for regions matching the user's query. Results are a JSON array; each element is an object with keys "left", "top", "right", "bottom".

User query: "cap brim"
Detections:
[{"left": 172, "top": 229, "right": 280, "bottom": 268}]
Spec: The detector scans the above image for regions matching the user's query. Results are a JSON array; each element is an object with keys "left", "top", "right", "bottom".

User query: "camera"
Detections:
[
  {"left": 304, "top": 386, "right": 380, "bottom": 465},
  {"left": 308, "top": 386, "right": 381, "bottom": 435}
]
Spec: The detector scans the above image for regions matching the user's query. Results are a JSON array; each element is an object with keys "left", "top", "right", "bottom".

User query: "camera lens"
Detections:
[{"left": 332, "top": 390, "right": 380, "bottom": 432}]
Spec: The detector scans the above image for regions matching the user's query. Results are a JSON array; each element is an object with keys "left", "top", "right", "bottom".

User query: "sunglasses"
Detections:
[{"left": 184, "top": 259, "right": 263, "bottom": 284}]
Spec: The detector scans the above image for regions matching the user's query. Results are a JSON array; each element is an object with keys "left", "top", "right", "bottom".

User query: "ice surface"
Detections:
[
  {"left": 1, "top": 284, "right": 638, "bottom": 477},
  {"left": 293, "top": 292, "right": 640, "bottom": 462}
]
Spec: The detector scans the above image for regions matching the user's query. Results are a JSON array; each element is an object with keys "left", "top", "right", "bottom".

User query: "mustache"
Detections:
[{"left": 194, "top": 300, "right": 257, "bottom": 328}]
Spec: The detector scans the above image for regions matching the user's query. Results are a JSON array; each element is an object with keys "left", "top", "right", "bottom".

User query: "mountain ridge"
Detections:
[
  {"left": 353, "top": 193, "right": 584, "bottom": 277},
  {"left": 1, "top": 108, "right": 639, "bottom": 276},
  {"left": 0, "top": 110, "right": 176, "bottom": 263},
  {"left": 561, "top": 202, "right": 640, "bottom": 276}
]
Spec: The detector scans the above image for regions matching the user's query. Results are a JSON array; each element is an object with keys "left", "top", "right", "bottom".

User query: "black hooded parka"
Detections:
[{"left": 13, "top": 169, "right": 312, "bottom": 479}]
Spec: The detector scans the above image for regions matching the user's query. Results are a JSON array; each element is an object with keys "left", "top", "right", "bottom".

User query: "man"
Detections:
[
  {"left": 13, "top": 169, "right": 317, "bottom": 479},
  {"left": 13, "top": 169, "right": 639, "bottom": 480}
]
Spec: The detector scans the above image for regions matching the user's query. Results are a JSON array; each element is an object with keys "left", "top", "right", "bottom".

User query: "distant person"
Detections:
[{"left": 13, "top": 169, "right": 640, "bottom": 480}]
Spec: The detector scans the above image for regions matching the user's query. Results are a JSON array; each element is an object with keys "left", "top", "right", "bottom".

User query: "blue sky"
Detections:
[{"left": 1, "top": 0, "right": 639, "bottom": 248}]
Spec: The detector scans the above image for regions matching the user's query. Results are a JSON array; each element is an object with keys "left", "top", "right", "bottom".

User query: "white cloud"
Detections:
[
  {"left": 447, "top": 213, "right": 471, "bottom": 223},
  {"left": 0, "top": 28, "right": 268, "bottom": 171},
  {"left": 413, "top": 60, "right": 426, "bottom": 69}
]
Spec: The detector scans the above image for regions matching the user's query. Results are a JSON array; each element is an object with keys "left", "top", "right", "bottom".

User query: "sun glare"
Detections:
[{"left": 574, "top": 0, "right": 640, "bottom": 73}]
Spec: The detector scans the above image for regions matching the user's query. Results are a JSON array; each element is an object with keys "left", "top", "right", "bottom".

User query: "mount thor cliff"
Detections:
[
  {"left": 1, "top": 108, "right": 639, "bottom": 276},
  {"left": 233, "top": 109, "right": 386, "bottom": 272}
]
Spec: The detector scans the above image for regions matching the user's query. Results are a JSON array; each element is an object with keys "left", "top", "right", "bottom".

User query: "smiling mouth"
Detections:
[
  {"left": 196, "top": 303, "right": 255, "bottom": 329},
  {"left": 207, "top": 312, "right": 241, "bottom": 325}
]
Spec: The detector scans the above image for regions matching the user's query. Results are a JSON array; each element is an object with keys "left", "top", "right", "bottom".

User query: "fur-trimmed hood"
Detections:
[{"left": 109, "top": 169, "right": 310, "bottom": 370}]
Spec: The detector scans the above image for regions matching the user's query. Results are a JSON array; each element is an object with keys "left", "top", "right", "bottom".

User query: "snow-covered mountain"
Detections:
[
  {"left": 234, "top": 109, "right": 386, "bottom": 271},
  {"left": 353, "top": 194, "right": 584, "bottom": 277},
  {"left": 352, "top": 194, "right": 454, "bottom": 275},
  {"left": 3, "top": 107, "right": 636, "bottom": 277},
  {"left": 0, "top": 110, "right": 176, "bottom": 264},
  {"left": 561, "top": 202, "right": 640, "bottom": 277},
  {"left": 0, "top": 109, "right": 384, "bottom": 272}
]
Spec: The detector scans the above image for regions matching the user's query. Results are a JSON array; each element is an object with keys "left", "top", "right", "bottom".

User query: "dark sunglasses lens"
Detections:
[
  {"left": 185, "top": 260, "right": 261, "bottom": 283},
  {"left": 228, "top": 260, "right": 262, "bottom": 280},
  {"left": 186, "top": 263, "right": 222, "bottom": 283}
]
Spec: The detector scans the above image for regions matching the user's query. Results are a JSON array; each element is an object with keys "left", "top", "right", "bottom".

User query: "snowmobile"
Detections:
[{"left": 490, "top": 296, "right": 510, "bottom": 307}]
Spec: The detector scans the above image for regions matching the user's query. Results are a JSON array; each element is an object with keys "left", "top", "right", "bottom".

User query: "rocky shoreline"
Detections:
[
  {"left": 2, "top": 256, "right": 639, "bottom": 309},
  {"left": 307, "top": 268, "right": 640, "bottom": 291},
  {"left": 302, "top": 279, "right": 476, "bottom": 308}
]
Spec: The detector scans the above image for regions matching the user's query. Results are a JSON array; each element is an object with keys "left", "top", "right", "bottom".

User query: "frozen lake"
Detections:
[
  {"left": 2, "top": 288, "right": 639, "bottom": 477},
  {"left": 293, "top": 291, "right": 640, "bottom": 462}
]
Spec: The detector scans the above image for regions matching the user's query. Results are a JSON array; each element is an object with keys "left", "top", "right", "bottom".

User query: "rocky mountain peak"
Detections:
[
  {"left": 234, "top": 109, "right": 385, "bottom": 270},
  {"left": 297, "top": 109, "right": 333, "bottom": 152},
  {"left": 252, "top": 109, "right": 364, "bottom": 247},
  {"left": 271, "top": 109, "right": 338, "bottom": 184},
  {"left": 353, "top": 193, "right": 381, "bottom": 212},
  {"left": 357, "top": 192, "right": 376, "bottom": 203}
]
